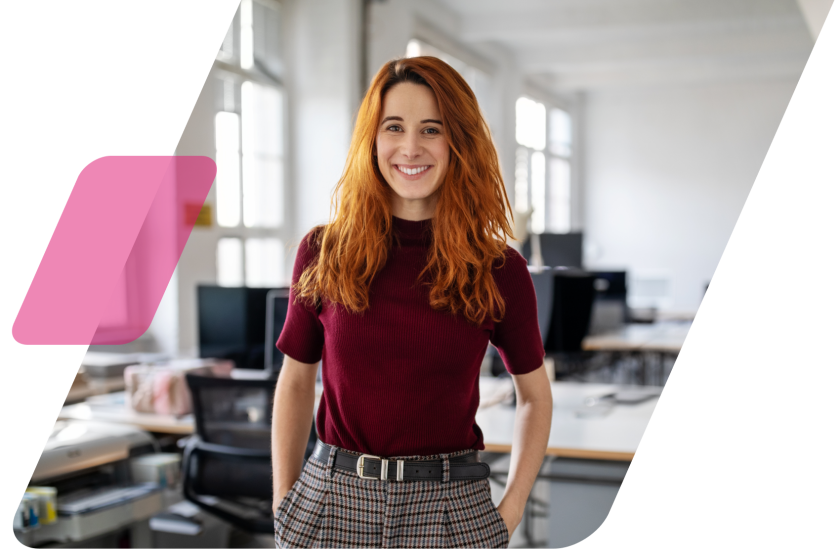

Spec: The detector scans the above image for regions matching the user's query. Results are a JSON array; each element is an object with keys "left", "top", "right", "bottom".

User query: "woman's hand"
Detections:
[
  {"left": 496, "top": 499, "right": 523, "bottom": 539},
  {"left": 272, "top": 486, "right": 292, "bottom": 515}
]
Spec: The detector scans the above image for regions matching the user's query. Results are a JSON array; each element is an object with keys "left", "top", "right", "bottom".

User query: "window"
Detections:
[
  {"left": 515, "top": 97, "right": 573, "bottom": 234},
  {"left": 212, "top": 0, "right": 285, "bottom": 288}
]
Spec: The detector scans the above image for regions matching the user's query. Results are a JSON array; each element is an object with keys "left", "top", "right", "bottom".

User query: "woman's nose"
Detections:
[{"left": 400, "top": 134, "right": 422, "bottom": 159}]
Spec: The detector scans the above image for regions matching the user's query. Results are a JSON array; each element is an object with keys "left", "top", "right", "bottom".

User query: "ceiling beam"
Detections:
[{"left": 512, "top": 29, "right": 811, "bottom": 73}]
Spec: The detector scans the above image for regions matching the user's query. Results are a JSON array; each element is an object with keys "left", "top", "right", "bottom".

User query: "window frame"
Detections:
[
  {"left": 515, "top": 94, "right": 577, "bottom": 235},
  {"left": 211, "top": 0, "right": 291, "bottom": 289}
]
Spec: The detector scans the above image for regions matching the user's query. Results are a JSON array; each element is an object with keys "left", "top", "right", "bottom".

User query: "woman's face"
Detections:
[{"left": 376, "top": 82, "right": 450, "bottom": 220}]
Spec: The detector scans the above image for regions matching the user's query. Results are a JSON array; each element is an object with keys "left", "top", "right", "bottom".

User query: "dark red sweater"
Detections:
[{"left": 277, "top": 217, "right": 544, "bottom": 457}]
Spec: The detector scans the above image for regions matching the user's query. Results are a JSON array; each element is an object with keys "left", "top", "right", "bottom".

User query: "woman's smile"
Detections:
[{"left": 394, "top": 164, "right": 433, "bottom": 179}]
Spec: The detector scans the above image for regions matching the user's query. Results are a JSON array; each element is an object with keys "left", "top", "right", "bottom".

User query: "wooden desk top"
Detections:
[
  {"left": 57, "top": 379, "right": 659, "bottom": 461},
  {"left": 583, "top": 322, "right": 691, "bottom": 354},
  {"left": 476, "top": 378, "right": 658, "bottom": 462},
  {"left": 65, "top": 376, "right": 126, "bottom": 405},
  {"left": 58, "top": 392, "right": 195, "bottom": 435}
]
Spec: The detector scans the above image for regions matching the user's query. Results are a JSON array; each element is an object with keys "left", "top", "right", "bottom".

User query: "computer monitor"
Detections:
[
  {"left": 197, "top": 286, "right": 277, "bottom": 369},
  {"left": 521, "top": 233, "right": 584, "bottom": 268},
  {"left": 264, "top": 288, "right": 290, "bottom": 375},
  {"left": 589, "top": 271, "right": 628, "bottom": 333}
]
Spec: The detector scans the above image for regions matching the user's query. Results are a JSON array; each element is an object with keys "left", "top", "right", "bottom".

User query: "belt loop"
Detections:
[
  {"left": 327, "top": 446, "right": 337, "bottom": 479},
  {"left": 440, "top": 453, "right": 450, "bottom": 483}
]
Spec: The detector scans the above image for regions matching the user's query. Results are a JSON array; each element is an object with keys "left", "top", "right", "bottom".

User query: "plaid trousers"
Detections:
[{"left": 274, "top": 444, "right": 509, "bottom": 548}]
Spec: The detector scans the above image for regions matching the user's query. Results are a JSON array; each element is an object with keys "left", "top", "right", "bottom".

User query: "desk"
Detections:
[
  {"left": 58, "top": 379, "right": 656, "bottom": 460},
  {"left": 477, "top": 377, "right": 659, "bottom": 548},
  {"left": 582, "top": 322, "right": 691, "bottom": 385},
  {"left": 582, "top": 322, "right": 690, "bottom": 353},
  {"left": 640, "top": 323, "right": 691, "bottom": 353},
  {"left": 477, "top": 378, "right": 656, "bottom": 462},
  {"left": 58, "top": 392, "right": 195, "bottom": 435},
  {"left": 57, "top": 369, "right": 272, "bottom": 434},
  {"left": 65, "top": 376, "right": 126, "bottom": 404}
]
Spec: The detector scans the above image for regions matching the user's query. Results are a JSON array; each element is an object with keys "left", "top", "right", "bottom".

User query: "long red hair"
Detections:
[{"left": 295, "top": 56, "right": 514, "bottom": 325}]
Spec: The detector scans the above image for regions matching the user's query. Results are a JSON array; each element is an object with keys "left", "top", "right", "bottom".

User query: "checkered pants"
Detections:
[{"left": 274, "top": 444, "right": 509, "bottom": 548}]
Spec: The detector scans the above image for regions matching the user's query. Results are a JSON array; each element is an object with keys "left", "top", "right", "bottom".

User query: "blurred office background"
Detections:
[
  {"left": 17, "top": 0, "right": 831, "bottom": 550},
  {"left": 156, "top": 0, "right": 827, "bottom": 357}
]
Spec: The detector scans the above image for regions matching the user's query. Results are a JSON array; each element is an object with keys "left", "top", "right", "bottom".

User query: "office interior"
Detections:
[{"left": 16, "top": 0, "right": 828, "bottom": 549}]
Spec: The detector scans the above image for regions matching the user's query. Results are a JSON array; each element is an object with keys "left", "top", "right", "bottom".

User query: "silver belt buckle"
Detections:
[
  {"left": 356, "top": 454, "right": 380, "bottom": 480},
  {"left": 356, "top": 454, "right": 405, "bottom": 481}
]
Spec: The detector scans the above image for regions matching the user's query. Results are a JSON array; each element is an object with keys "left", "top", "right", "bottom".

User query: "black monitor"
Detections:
[
  {"left": 197, "top": 286, "right": 277, "bottom": 369},
  {"left": 521, "top": 233, "right": 584, "bottom": 268},
  {"left": 264, "top": 288, "right": 290, "bottom": 375}
]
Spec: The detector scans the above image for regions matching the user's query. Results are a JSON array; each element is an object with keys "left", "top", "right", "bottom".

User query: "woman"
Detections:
[{"left": 271, "top": 56, "right": 552, "bottom": 549}]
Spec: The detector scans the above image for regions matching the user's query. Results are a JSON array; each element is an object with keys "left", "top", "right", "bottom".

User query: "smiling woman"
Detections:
[{"left": 270, "top": 57, "right": 552, "bottom": 549}]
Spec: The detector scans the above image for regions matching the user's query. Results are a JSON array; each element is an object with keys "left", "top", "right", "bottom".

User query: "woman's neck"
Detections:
[{"left": 390, "top": 192, "right": 438, "bottom": 221}]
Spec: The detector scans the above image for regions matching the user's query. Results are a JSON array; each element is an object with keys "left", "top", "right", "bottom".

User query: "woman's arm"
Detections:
[
  {"left": 495, "top": 363, "right": 553, "bottom": 537},
  {"left": 271, "top": 355, "right": 320, "bottom": 513}
]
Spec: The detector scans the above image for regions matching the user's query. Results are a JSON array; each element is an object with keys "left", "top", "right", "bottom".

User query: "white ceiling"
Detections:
[{"left": 440, "top": 0, "right": 815, "bottom": 92}]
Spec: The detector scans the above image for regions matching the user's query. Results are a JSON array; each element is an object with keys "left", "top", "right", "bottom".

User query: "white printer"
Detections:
[{"left": 18, "top": 420, "right": 171, "bottom": 547}]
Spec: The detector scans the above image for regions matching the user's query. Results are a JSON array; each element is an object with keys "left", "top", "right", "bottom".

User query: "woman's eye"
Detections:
[
  {"left": 387, "top": 125, "right": 402, "bottom": 132},
  {"left": 423, "top": 127, "right": 440, "bottom": 135}
]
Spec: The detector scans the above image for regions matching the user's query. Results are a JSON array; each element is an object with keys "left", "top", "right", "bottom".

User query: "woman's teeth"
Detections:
[{"left": 397, "top": 165, "right": 429, "bottom": 176}]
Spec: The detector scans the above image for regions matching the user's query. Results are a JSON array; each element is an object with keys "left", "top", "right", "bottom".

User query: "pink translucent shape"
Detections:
[{"left": 13, "top": 156, "right": 216, "bottom": 345}]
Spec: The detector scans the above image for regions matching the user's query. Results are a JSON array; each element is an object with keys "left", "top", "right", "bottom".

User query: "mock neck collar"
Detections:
[{"left": 391, "top": 215, "right": 433, "bottom": 246}]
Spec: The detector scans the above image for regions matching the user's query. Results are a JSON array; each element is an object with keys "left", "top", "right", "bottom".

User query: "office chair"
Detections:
[
  {"left": 539, "top": 268, "right": 597, "bottom": 378},
  {"left": 181, "top": 374, "right": 317, "bottom": 534},
  {"left": 490, "top": 268, "right": 596, "bottom": 380}
]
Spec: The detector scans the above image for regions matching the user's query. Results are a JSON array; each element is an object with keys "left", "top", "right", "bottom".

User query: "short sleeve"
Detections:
[
  {"left": 489, "top": 248, "right": 546, "bottom": 375},
  {"left": 276, "top": 231, "right": 325, "bottom": 364}
]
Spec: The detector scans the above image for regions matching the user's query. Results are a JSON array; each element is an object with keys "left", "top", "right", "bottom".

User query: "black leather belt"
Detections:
[{"left": 311, "top": 440, "right": 490, "bottom": 482}]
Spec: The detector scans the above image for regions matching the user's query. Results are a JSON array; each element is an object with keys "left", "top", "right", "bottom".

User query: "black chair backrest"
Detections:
[
  {"left": 529, "top": 269, "right": 555, "bottom": 347},
  {"left": 186, "top": 374, "right": 277, "bottom": 451},
  {"left": 543, "top": 270, "right": 596, "bottom": 354}
]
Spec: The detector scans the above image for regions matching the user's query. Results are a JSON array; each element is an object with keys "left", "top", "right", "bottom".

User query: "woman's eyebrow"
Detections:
[{"left": 380, "top": 116, "right": 443, "bottom": 126}]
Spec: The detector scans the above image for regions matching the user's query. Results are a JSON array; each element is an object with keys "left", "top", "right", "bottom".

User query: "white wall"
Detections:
[{"left": 584, "top": 78, "right": 799, "bottom": 312}]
